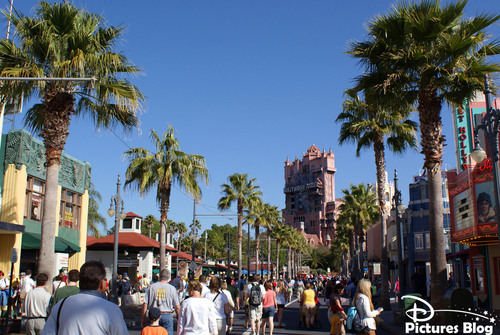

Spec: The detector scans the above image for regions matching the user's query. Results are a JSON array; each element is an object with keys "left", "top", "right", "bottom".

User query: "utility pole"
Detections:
[{"left": 226, "top": 232, "right": 231, "bottom": 278}]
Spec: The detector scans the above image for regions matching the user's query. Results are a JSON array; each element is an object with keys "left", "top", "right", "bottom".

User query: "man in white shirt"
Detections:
[
  {"left": 244, "top": 274, "right": 266, "bottom": 335},
  {"left": 23, "top": 273, "right": 51, "bottom": 335}
]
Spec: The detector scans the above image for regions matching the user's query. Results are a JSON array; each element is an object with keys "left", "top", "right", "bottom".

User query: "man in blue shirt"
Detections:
[{"left": 43, "top": 261, "right": 128, "bottom": 335}]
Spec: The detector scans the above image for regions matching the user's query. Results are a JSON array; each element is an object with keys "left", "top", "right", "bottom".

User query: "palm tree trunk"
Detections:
[
  {"left": 237, "top": 200, "right": 243, "bottom": 278},
  {"left": 39, "top": 162, "right": 59, "bottom": 292},
  {"left": 267, "top": 229, "right": 271, "bottom": 277},
  {"left": 418, "top": 88, "right": 447, "bottom": 309},
  {"left": 39, "top": 90, "right": 74, "bottom": 292},
  {"left": 255, "top": 225, "right": 260, "bottom": 276},
  {"left": 287, "top": 246, "right": 291, "bottom": 279},
  {"left": 159, "top": 187, "right": 171, "bottom": 271},
  {"left": 276, "top": 240, "right": 281, "bottom": 279},
  {"left": 374, "top": 140, "right": 391, "bottom": 309}
]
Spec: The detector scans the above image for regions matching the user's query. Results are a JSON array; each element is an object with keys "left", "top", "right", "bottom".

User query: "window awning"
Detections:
[{"left": 21, "top": 233, "right": 81, "bottom": 253}]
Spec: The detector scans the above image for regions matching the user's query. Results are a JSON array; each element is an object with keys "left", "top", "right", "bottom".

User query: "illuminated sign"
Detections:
[{"left": 453, "top": 104, "right": 473, "bottom": 171}]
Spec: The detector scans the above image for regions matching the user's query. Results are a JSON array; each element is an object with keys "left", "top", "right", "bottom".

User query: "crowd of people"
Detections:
[{"left": 0, "top": 263, "right": 398, "bottom": 335}]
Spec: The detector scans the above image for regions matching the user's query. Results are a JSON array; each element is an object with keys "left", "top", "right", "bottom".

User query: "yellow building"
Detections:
[{"left": 0, "top": 129, "right": 90, "bottom": 276}]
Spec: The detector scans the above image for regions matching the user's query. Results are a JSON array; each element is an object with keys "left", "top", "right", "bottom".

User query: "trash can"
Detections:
[{"left": 402, "top": 293, "right": 422, "bottom": 322}]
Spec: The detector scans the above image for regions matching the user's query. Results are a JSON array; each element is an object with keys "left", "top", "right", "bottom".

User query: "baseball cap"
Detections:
[{"left": 148, "top": 307, "right": 161, "bottom": 321}]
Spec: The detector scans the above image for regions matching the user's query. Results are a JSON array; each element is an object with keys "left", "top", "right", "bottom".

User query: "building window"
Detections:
[
  {"left": 122, "top": 218, "right": 132, "bottom": 229},
  {"left": 425, "top": 232, "right": 430, "bottom": 249},
  {"left": 60, "top": 189, "right": 81, "bottom": 230},
  {"left": 415, "top": 233, "right": 424, "bottom": 249},
  {"left": 135, "top": 219, "right": 140, "bottom": 230},
  {"left": 25, "top": 177, "right": 45, "bottom": 221}
]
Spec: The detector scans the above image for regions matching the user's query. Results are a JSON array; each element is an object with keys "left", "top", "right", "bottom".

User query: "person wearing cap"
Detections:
[
  {"left": 142, "top": 269, "right": 180, "bottom": 335},
  {"left": 329, "top": 305, "right": 345, "bottom": 335},
  {"left": 140, "top": 307, "right": 167, "bottom": 335},
  {"left": 43, "top": 261, "right": 128, "bottom": 335}
]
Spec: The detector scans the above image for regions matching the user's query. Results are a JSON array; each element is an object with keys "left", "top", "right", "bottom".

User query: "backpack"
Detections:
[
  {"left": 238, "top": 280, "right": 246, "bottom": 291},
  {"left": 120, "top": 280, "right": 131, "bottom": 295},
  {"left": 345, "top": 307, "right": 357, "bottom": 332},
  {"left": 249, "top": 283, "right": 262, "bottom": 306}
]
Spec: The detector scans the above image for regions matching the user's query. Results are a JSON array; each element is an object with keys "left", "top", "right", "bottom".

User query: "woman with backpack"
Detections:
[
  {"left": 353, "top": 279, "right": 382, "bottom": 335},
  {"left": 203, "top": 276, "right": 230, "bottom": 335}
]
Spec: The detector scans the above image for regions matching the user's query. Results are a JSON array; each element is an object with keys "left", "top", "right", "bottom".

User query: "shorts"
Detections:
[
  {"left": 302, "top": 303, "right": 316, "bottom": 318},
  {"left": 277, "top": 304, "right": 285, "bottom": 311},
  {"left": 262, "top": 306, "right": 276, "bottom": 318},
  {"left": 249, "top": 305, "right": 263, "bottom": 321}
]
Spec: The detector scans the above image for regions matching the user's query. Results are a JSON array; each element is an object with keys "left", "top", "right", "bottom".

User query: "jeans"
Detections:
[
  {"left": 0, "top": 290, "right": 8, "bottom": 307},
  {"left": 159, "top": 313, "right": 174, "bottom": 335}
]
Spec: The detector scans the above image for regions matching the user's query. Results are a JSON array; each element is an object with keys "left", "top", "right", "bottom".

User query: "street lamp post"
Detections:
[
  {"left": 247, "top": 220, "right": 251, "bottom": 277},
  {"left": 107, "top": 175, "right": 127, "bottom": 304},
  {"left": 393, "top": 170, "right": 406, "bottom": 305},
  {"left": 470, "top": 76, "right": 500, "bottom": 309}
]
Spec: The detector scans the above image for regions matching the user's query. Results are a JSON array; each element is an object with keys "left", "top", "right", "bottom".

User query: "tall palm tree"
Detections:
[
  {"left": 336, "top": 209, "right": 356, "bottom": 276},
  {"left": 244, "top": 199, "right": 264, "bottom": 275},
  {"left": 125, "top": 127, "right": 209, "bottom": 270},
  {"left": 271, "top": 219, "right": 287, "bottom": 277},
  {"left": 339, "top": 184, "right": 379, "bottom": 279},
  {"left": 87, "top": 183, "right": 107, "bottom": 238},
  {"left": 337, "top": 88, "right": 417, "bottom": 309},
  {"left": 0, "top": 2, "right": 144, "bottom": 281},
  {"left": 218, "top": 173, "right": 262, "bottom": 277},
  {"left": 259, "top": 203, "right": 281, "bottom": 277},
  {"left": 348, "top": 0, "right": 500, "bottom": 308}
]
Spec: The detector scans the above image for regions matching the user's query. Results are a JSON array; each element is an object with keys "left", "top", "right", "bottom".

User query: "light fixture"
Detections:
[
  {"left": 470, "top": 142, "right": 487, "bottom": 163},
  {"left": 119, "top": 202, "right": 126, "bottom": 220},
  {"left": 107, "top": 199, "right": 115, "bottom": 217}
]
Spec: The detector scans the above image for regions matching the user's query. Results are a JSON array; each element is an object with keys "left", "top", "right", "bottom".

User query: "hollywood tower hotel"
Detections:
[{"left": 282, "top": 145, "right": 337, "bottom": 246}]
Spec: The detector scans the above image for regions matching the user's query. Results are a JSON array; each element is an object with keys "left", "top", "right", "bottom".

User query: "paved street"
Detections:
[{"left": 128, "top": 298, "right": 393, "bottom": 335}]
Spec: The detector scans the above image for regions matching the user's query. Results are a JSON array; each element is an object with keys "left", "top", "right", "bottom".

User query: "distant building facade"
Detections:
[{"left": 282, "top": 145, "right": 338, "bottom": 246}]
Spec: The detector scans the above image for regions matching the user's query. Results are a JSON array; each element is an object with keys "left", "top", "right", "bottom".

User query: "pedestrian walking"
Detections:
[
  {"left": 50, "top": 269, "right": 80, "bottom": 307},
  {"left": 353, "top": 279, "right": 382, "bottom": 335},
  {"left": 300, "top": 283, "right": 317, "bottom": 329},
  {"left": 142, "top": 269, "right": 180, "bottom": 335},
  {"left": 52, "top": 273, "right": 66, "bottom": 294},
  {"left": 177, "top": 281, "right": 217, "bottom": 335},
  {"left": 23, "top": 273, "right": 51, "bottom": 335},
  {"left": 328, "top": 283, "right": 347, "bottom": 333},
  {"left": 204, "top": 276, "right": 230, "bottom": 335},
  {"left": 223, "top": 278, "right": 239, "bottom": 334},
  {"left": 244, "top": 274, "right": 266, "bottom": 335},
  {"left": 0, "top": 271, "right": 9, "bottom": 309},
  {"left": 141, "top": 307, "right": 168, "bottom": 335},
  {"left": 43, "top": 261, "right": 128, "bottom": 335},
  {"left": 274, "top": 280, "right": 286, "bottom": 328},
  {"left": 394, "top": 278, "right": 400, "bottom": 303},
  {"left": 261, "top": 281, "right": 277, "bottom": 335}
]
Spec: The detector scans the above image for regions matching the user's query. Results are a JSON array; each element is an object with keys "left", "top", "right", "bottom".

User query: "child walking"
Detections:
[{"left": 141, "top": 307, "right": 168, "bottom": 335}]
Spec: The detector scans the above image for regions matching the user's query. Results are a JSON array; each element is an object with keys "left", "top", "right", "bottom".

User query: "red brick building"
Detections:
[{"left": 282, "top": 145, "right": 339, "bottom": 246}]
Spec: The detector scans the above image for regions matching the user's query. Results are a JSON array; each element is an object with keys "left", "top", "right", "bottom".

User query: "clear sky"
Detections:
[{"left": 4, "top": 0, "right": 500, "bottom": 235}]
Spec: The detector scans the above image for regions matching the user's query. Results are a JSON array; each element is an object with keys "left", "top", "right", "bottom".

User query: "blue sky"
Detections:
[{"left": 5, "top": 0, "right": 500, "bottom": 235}]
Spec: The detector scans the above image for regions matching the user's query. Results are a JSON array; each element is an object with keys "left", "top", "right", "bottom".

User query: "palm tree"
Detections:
[
  {"left": 262, "top": 204, "right": 281, "bottom": 277},
  {"left": 244, "top": 199, "right": 264, "bottom": 275},
  {"left": 218, "top": 173, "right": 262, "bottom": 277},
  {"left": 348, "top": 0, "right": 500, "bottom": 308},
  {"left": 0, "top": 2, "right": 144, "bottom": 281},
  {"left": 337, "top": 88, "right": 417, "bottom": 309},
  {"left": 339, "top": 184, "right": 379, "bottom": 279},
  {"left": 335, "top": 209, "right": 356, "bottom": 276},
  {"left": 87, "top": 183, "right": 107, "bottom": 238},
  {"left": 271, "top": 219, "right": 287, "bottom": 277},
  {"left": 124, "top": 127, "right": 209, "bottom": 270}
]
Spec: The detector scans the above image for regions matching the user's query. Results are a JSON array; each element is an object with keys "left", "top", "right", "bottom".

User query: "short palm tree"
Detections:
[
  {"left": 339, "top": 184, "right": 379, "bottom": 279},
  {"left": 262, "top": 204, "right": 281, "bottom": 277},
  {"left": 348, "top": 0, "right": 500, "bottom": 308},
  {"left": 335, "top": 208, "right": 356, "bottom": 276},
  {"left": 0, "top": 2, "right": 145, "bottom": 280},
  {"left": 125, "top": 127, "right": 209, "bottom": 270},
  {"left": 244, "top": 199, "right": 264, "bottom": 275},
  {"left": 218, "top": 173, "right": 262, "bottom": 277},
  {"left": 337, "top": 88, "right": 417, "bottom": 309}
]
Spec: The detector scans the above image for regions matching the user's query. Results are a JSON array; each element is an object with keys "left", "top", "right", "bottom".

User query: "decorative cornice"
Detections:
[{"left": 4, "top": 129, "right": 91, "bottom": 193}]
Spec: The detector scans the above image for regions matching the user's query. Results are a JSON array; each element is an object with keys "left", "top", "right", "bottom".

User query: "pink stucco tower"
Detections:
[{"left": 282, "top": 145, "right": 337, "bottom": 246}]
